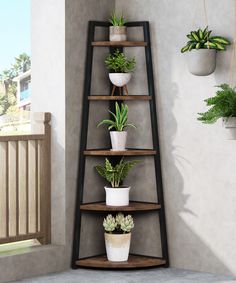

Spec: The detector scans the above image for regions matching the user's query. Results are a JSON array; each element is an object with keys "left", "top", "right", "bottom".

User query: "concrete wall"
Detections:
[{"left": 116, "top": 0, "right": 236, "bottom": 276}]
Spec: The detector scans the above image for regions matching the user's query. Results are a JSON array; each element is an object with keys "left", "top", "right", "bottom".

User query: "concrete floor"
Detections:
[{"left": 14, "top": 268, "right": 236, "bottom": 283}]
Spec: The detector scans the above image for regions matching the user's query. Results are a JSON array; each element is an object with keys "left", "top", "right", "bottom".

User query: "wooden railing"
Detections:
[{"left": 0, "top": 113, "right": 51, "bottom": 245}]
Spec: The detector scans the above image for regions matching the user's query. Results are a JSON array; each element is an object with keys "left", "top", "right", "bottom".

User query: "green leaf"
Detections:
[
  {"left": 181, "top": 45, "right": 190, "bottom": 53},
  {"left": 210, "top": 36, "right": 231, "bottom": 45},
  {"left": 95, "top": 165, "right": 106, "bottom": 178},
  {"left": 191, "top": 31, "right": 199, "bottom": 42}
]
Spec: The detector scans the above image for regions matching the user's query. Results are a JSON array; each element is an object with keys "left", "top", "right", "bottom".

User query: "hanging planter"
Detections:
[
  {"left": 198, "top": 84, "right": 236, "bottom": 139},
  {"left": 103, "top": 213, "right": 134, "bottom": 262},
  {"left": 181, "top": 27, "right": 230, "bottom": 76},
  {"left": 109, "top": 12, "right": 127, "bottom": 42},
  {"left": 95, "top": 158, "right": 140, "bottom": 206}
]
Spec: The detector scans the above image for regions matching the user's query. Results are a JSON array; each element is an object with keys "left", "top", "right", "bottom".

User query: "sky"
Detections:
[{"left": 0, "top": 0, "right": 30, "bottom": 73}]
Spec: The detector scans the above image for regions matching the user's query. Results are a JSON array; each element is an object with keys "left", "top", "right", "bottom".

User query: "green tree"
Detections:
[{"left": 0, "top": 53, "right": 31, "bottom": 116}]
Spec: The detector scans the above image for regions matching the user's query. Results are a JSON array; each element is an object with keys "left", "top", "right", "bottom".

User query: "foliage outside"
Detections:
[
  {"left": 109, "top": 11, "right": 126, "bottom": 26},
  {"left": 95, "top": 157, "right": 140, "bottom": 188},
  {"left": 0, "top": 53, "right": 31, "bottom": 116},
  {"left": 181, "top": 27, "right": 230, "bottom": 53},
  {"left": 105, "top": 49, "right": 136, "bottom": 73},
  {"left": 103, "top": 213, "right": 134, "bottom": 234},
  {"left": 97, "top": 102, "right": 136, "bottom": 132},
  {"left": 198, "top": 84, "right": 236, "bottom": 124}
]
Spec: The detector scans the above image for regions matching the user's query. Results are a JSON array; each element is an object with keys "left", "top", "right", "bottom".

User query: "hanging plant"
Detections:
[
  {"left": 181, "top": 27, "right": 230, "bottom": 76},
  {"left": 198, "top": 84, "right": 236, "bottom": 139}
]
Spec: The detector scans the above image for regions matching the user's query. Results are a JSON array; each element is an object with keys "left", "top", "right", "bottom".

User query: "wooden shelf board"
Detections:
[
  {"left": 92, "top": 41, "right": 147, "bottom": 47},
  {"left": 88, "top": 95, "right": 151, "bottom": 101},
  {"left": 84, "top": 149, "right": 157, "bottom": 156},
  {"left": 76, "top": 254, "right": 166, "bottom": 269},
  {"left": 80, "top": 201, "right": 161, "bottom": 212}
]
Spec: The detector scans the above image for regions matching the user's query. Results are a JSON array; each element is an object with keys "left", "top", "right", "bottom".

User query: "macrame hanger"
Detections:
[
  {"left": 192, "top": 0, "right": 209, "bottom": 28},
  {"left": 228, "top": 0, "right": 236, "bottom": 87}
]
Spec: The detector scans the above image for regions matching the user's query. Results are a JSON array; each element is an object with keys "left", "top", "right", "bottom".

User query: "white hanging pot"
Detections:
[
  {"left": 222, "top": 117, "right": 236, "bottom": 140},
  {"left": 105, "top": 232, "right": 131, "bottom": 262},
  {"left": 104, "top": 186, "right": 130, "bottom": 206},
  {"left": 110, "top": 131, "right": 127, "bottom": 150},
  {"left": 109, "top": 26, "right": 127, "bottom": 42},
  {"left": 109, "top": 73, "right": 131, "bottom": 87},
  {"left": 186, "top": 49, "right": 216, "bottom": 76}
]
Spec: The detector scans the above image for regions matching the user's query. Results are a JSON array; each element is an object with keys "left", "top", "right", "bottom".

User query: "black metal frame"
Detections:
[{"left": 71, "top": 20, "right": 169, "bottom": 269}]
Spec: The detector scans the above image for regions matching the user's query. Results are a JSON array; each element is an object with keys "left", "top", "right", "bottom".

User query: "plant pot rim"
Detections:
[
  {"left": 110, "top": 130, "right": 127, "bottom": 133},
  {"left": 105, "top": 232, "right": 131, "bottom": 235},
  {"left": 104, "top": 186, "right": 131, "bottom": 189},
  {"left": 109, "top": 72, "right": 131, "bottom": 74},
  {"left": 109, "top": 25, "right": 126, "bottom": 28},
  {"left": 187, "top": 48, "right": 216, "bottom": 53}
]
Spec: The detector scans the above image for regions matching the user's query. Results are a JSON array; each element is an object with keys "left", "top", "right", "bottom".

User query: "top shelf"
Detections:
[{"left": 92, "top": 41, "right": 147, "bottom": 47}]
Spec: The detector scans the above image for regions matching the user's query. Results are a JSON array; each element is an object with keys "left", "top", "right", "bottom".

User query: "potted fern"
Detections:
[
  {"left": 181, "top": 27, "right": 230, "bottom": 76},
  {"left": 198, "top": 84, "right": 236, "bottom": 139},
  {"left": 98, "top": 102, "right": 136, "bottom": 151},
  {"left": 103, "top": 213, "right": 134, "bottom": 262},
  {"left": 105, "top": 49, "right": 136, "bottom": 88},
  {"left": 95, "top": 158, "right": 140, "bottom": 206},
  {"left": 109, "top": 11, "right": 127, "bottom": 42}
]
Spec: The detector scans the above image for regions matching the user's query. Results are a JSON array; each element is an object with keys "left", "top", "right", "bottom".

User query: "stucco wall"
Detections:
[{"left": 116, "top": 0, "right": 236, "bottom": 276}]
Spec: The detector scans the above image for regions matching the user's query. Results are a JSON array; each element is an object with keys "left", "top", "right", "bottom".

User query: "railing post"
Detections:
[{"left": 31, "top": 112, "right": 51, "bottom": 244}]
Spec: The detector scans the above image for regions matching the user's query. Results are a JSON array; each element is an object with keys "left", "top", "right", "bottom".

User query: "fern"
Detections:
[
  {"left": 198, "top": 84, "right": 236, "bottom": 124},
  {"left": 95, "top": 158, "right": 141, "bottom": 188}
]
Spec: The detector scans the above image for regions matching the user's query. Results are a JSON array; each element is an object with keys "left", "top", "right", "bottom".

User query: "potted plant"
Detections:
[
  {"left": 105, "top": 49, "right": 136, "bottom": 90},
  {"left": 109, "top": 11, "right": 127, "bottom": 42},
  {"left": 198, "top": 84, "right": 236, "bottom": 139},
  {"left": 95, "top": 158, "right": 140, "bottom": 206},
  {"left": 181, "top": 27, "right": 230, "bottom": 76},
  {"left": 103, "top": 213, "right": 134, "bottom": 262},
  {"left": 97, "top": 102, "right": 136, "bottom": 150}
]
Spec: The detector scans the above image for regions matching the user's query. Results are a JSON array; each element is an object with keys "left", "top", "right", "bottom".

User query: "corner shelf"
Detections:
[
  {"left": 80, "top": 201, "right": 161, "bottom": 212},
  {"left": 92, "top": 41, "right": 147, "bottom": 47},
  {"left": 88, "top": 95, "right": 152, "bottom": 101},
  {"left": 84, "top": 149, "right": 156, "bottom": 156},
  {"left": 76, "top": 254, "right": 166, "bottom": 269}
]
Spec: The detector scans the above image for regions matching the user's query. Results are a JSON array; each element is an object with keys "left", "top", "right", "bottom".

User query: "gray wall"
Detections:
[{"left": 116, "top": 0, "right": 236, "bottom": 276}]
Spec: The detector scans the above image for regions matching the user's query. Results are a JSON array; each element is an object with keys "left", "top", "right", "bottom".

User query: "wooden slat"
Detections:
[
  {"left": 0, "top": 142, "right": 7, "bottom": 238},
  {"left": 16, "top": 142, "right": 19, "bottom": 236},
  {"left": 84, "top": 149, "right": 156, "bottom": 156},
  {"left": 35, "top": 140, "right": 39, "bottom": 232},
  {"left": 88, "top": 95, "right": 151, "bottom": 101},
  {"left": 92, "top": 41, "right": 147, "bottom": 47},
  {"left": 6, "top": 142, "right": 9, "bottom": 237},
  {"left": 76, "top": 254, "right": 166, "bottom": 269},
  {"left": 0, "top": 135, "right": 44, "bottom": 142},
  {"left": 80, "top": 201, "right": 161, "bottom": 212},
  {"left": 26, "top": 141, "right": 29, "bottom": 234}
]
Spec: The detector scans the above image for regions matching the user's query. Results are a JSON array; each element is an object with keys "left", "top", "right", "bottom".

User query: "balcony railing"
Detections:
[{"left": 0, "top": 113, "right": 51, "bottom": 245}]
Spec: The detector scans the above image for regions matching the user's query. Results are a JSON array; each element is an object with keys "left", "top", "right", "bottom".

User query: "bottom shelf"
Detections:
[{"left": 76, "top": 254, "right": 166, "bottom": 269}]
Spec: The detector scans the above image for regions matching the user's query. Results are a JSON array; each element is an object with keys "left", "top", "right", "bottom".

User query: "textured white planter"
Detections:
[
  {"left": 109, "top": 73, "right": 131, "bottom": 87},
  {"left": 104, "top": 186, "right": 130, "bottom": 206},
  {"left": 105, "top": 232, "right": 131, "bottom": 262},
  {"left": 109, "top": 26, "right": 127, "bottom": 42},
  {"left": 186, "top": 49, "right": 216, "bottom": 76},
  {"left": 110, "top": 131, "right": 127, "bottom": 150},
  {"left": 222, "top": 117, "right": 236, "bottom": 140}
]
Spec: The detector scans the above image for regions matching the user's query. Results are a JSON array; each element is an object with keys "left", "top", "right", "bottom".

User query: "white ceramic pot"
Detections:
[
  {"left": 109, "top": 73, "right": 131, "bottom": 87},
  {"left": 105, "top": 232, "right": 131, "bottom": 262},
  {"left": 109, "top": 26, "right": 127, "bottom": 42},
  {"left": 186, "top": 49, "right": 216, "bottom": 76},
  {"left": 222, "top": 117, "right": 236, "bottom": 140},
  {"left": 110, "top": 131, "right": 127, "bottom": 150},
  {"left": 104, "top": 186, "right": 130, "bottom": 206}
]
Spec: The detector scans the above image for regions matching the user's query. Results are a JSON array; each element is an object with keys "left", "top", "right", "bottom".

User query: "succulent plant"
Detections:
[
  {"left": 181, "top": 27, "right": 230, "bottom": 53},
  {"left": 103, "top": 214, "right": 117, "bottom": 232},
  {"left": 120, "top": 215, "right": 134, "bottom": 233},
  {"left": 103, "top": 213, "right": 134, "bottom": 234},
  {"left": 109, "top": 11, "right": 126, "bottom": 27},
  {"left": 95, "top": 157, "right": 140, "bottom": 188}
]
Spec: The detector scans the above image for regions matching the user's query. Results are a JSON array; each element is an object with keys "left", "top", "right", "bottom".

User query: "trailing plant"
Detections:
[
  {"left": 97, "top": 102, "right": 136, "bottom": 131},
  {"left": 105, "top": 49, "right": 136, "bottom": 73},
  {"left": 103, "top": 213, "right": 134, "bottom": 234},
  {"left": 109, "top": 11, "right": 126, "bottom": 26},
  {"left": 95, "top": 157, "right": 140, "bottom": 188},
  {"left": 181, "top": 27, "right": 230, "bottom": 53},
  {"left": 198, "top": 84, "right": 236, "bottom": 124}
]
